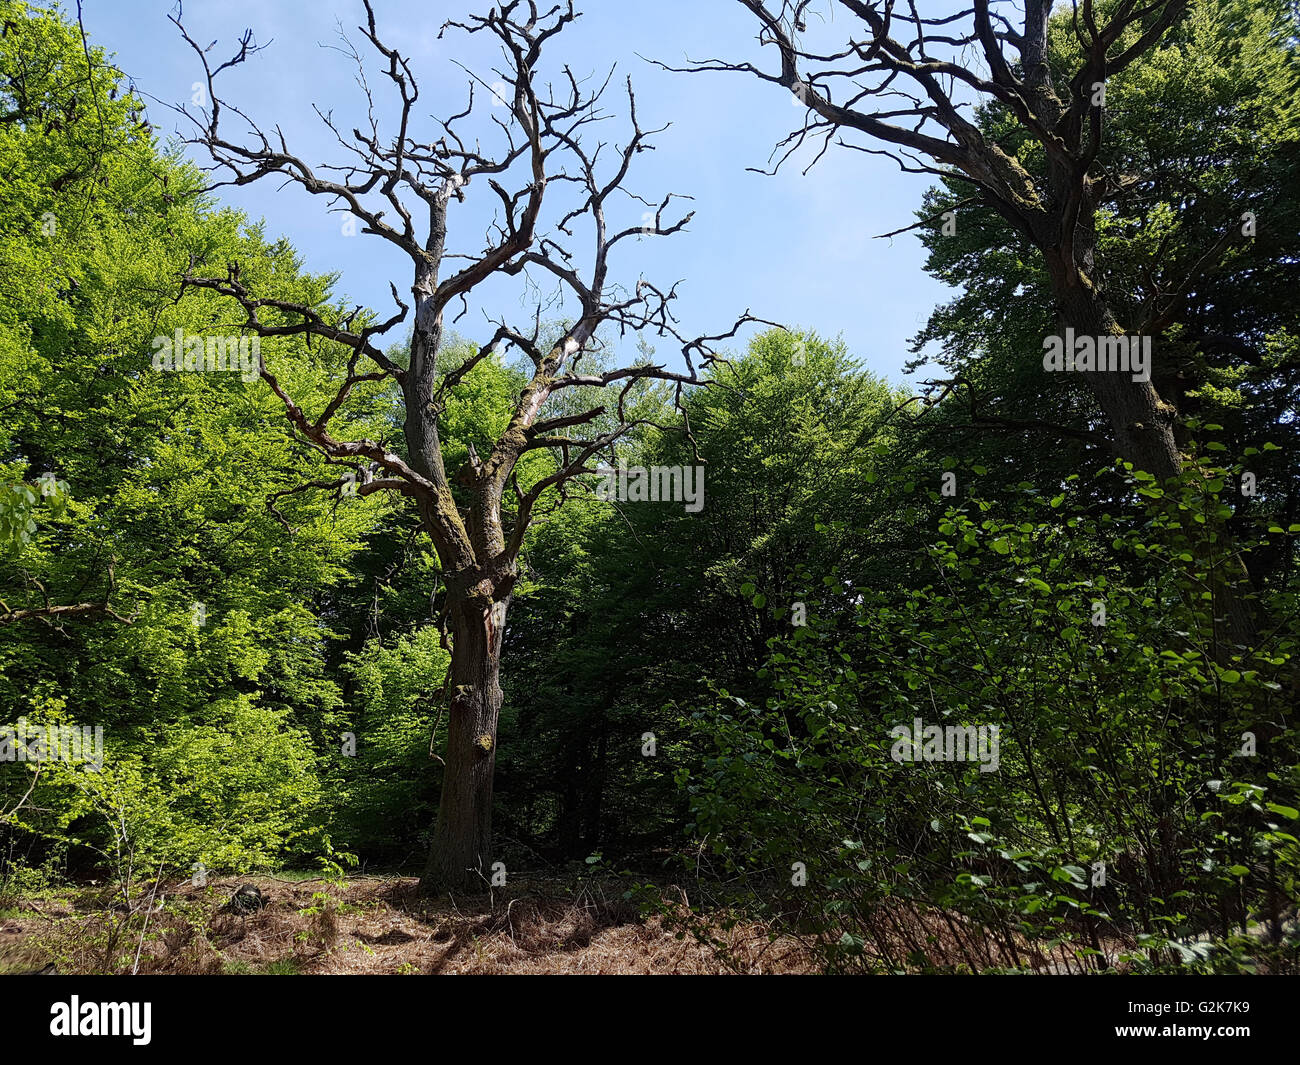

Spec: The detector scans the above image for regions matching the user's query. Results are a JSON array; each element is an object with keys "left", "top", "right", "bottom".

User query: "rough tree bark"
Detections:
[
  {"left": 424, "top": 586, "right": 508, "bottom": 889},
  {"left": 171, "top": 0, "right": 766, "bottom": 893},
  {"left": 1047, "top": 261, "right": 1181, "bottom": 485}
]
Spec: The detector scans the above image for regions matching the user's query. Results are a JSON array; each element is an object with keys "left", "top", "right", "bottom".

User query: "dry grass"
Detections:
[
  {"left": 0, "top": 876, "right": 818, "bottom": 975},
  {"left": 13, "top": 876, "right": 1246, "bottom": 974}
]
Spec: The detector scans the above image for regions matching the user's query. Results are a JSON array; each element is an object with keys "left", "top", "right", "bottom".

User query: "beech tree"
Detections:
[{"left": 171, "top": 0, "right": 760, "bottom": 892}]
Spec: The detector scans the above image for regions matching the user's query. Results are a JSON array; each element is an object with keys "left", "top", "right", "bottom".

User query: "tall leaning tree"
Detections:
[
  {"left": 682, "top": 0, "right": 1229, "bottom": 479},
  {"left": 678, "top": 0, "right": 1262, "bottom": 643},
  {"left": 171, "top": 1, "right": 759, "bottom": 892}
]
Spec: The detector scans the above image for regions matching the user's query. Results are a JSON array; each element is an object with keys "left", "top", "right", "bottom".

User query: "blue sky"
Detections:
[{"left": 80, "top": 0, "right": 956, "bottom": 384}]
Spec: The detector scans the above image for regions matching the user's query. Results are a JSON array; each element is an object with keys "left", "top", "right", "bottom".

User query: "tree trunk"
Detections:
[
  {"left": 1084, "top": 368, "right": 1181, "bottom": 484},
  {"left": 582, "top": 720, "right": 608, "bottom": 850},
  {"left": 1053, "top": 288, "right": 1257, "bottom": 651},
  {"left": 1052, "top": 287, "right": 1182, "bottom": 485},
  {"left": 420, "top": 588, "right": 508, "bottom": 894}
]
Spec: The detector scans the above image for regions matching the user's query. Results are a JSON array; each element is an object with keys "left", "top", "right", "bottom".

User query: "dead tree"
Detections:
[
  {"left": 171, "top": 0, "right": 763, "bottom": 892},
  {"left": 672, "top": 0, "right": 1258, "bottom": 645}
]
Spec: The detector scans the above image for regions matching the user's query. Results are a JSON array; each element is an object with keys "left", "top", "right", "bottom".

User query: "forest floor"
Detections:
[
  {"left": 10, "top": 873, "right": 1286, "bottom": 974},
  {"left": 0, "top": 874, "right": 817, "bottom": 975}
]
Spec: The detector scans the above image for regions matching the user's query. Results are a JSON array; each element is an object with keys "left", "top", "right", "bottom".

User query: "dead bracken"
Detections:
[{"left": 0, "top": 877, "right": 817, "bottom": 976}]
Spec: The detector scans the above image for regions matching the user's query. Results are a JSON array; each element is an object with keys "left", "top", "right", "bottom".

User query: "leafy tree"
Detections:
[
  {"left": 504, "top": 329, "right": 897, "bottom": 859},
  {"left": 0, "top": 0, "right": 392, "bottom": 877},
  {"left": 677, "top": 455, "right": 1299, "bottom": 972},
  {"left": 904, "top": 0, "right": 1300, "bottom": 592}
]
